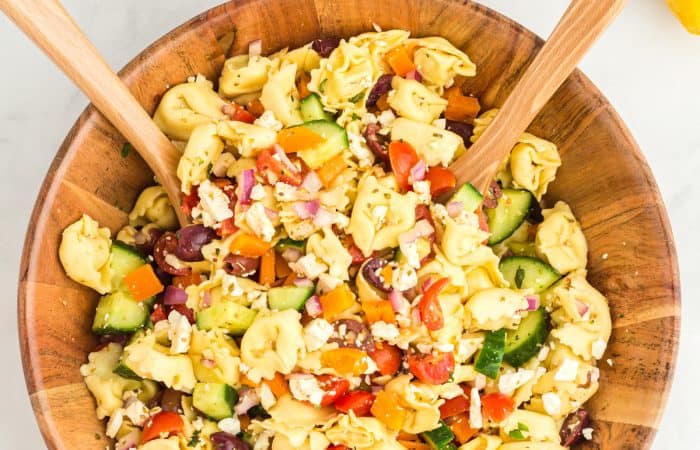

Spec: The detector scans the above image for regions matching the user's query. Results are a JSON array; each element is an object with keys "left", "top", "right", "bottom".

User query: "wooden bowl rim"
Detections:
[{"left": 17, "top": 0, "right": 681, "bottom": 448}]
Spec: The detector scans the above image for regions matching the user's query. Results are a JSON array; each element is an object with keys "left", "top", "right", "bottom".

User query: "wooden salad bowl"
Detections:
[{"left": 17, "top": 0, "right": 680, "bottom": 449}]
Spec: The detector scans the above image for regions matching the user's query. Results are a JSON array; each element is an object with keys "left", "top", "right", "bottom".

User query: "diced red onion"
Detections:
[
  {"left": 525, "top": 295, "right": 540, "bottom": 311},
  {"left": 281, "top": 247, "right": 302, "bottom": 262},
  {"left": 371, "top": 385, "right": 383, "bottom": 394},
  {"left": 408, "top": 160, "right": 426, "bottom": 184},
  {"left": 163, "top": 285, "right": 188, "bottom": 305},
  {"left": 313, "top": 207, "right": 335, "bottom": 227},
  {"left": 446, "top": 201, "right": 463, "bottom": 218},
  {"left": 302, "top": 171, "right": 323, "bottom": 193},
  {"left": 405, "top": 70, "right": 423, "bottom": 82},
  {"left": 414, "top": 219, "right": 435, "bottom": 237},
  {"left": 293, "top": 200, "right": 320, "bottom": 220},
  {"left": 265, "top": 207, "right": 279, "bottom": 221},
  {"left": 234, "top": 388, "right": 260, "bottom": 415},
  {"left": 274, "top": 144, "right": 300, "bottom": 174},
  {"left": 248, "top": 39, "right": 262, "bottom": 58},
  {"left": 201, "top": 291, "right": 212, "bottom": 308},
  {"left": 389, "top": 289, "right": 410, "bottom": 315},
  {"left": 211, "top": 432, "right": 251, "bottom": 450},
  {"left": 576, "top": 300, "right": 590, "bottom": 317},
  {"left": 305, "top": 295, "right": 322, "bottom": 317},
  {"left": 239, "top": 169, "right": 255, "bottom": 206},
  {"left": 200, "top": 358, "right": 216, "bottom": 369},
  {"left": 293, "top": 277, "right": 314, "bottom": 287}
]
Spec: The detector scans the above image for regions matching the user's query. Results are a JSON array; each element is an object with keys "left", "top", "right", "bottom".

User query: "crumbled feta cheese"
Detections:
[
  {"left": 218, "top": 416, "right": 241, "bottom": 435},
  {"left": 304, "top": 318, "right": 334, "bottom": 351},
  {"left": 537, "top": 345, "right": 550, "bottom": 361},
  {"left": 399, "top": 239, "right": 421, "bottom": 269},
  {"left": 192, "top": 417, "right": 204, "bottom": 431},
  {"left": 438, "top": 383, "right": 464, "bottom": 399},
  {"left": 364, "top": 356, "right": 378, "bottom": 374},
  {"left": 542, "top": 392, "right": 562, "bottom": 416},
  {"left": 555, "top": 359, "right": 579, "bottom": 382},
  {"left": 105, "top": 409, "right": 124, "bottom": 439},
  {"left": 456, "top": 338, "right": 481, "bottom": 361},
  {"left": 371, "top": 321, "right": 400, "bottom": 341},
  {"left": 245, "top": 202, "right": 276, "bottom": 242},
  {"left": 220, "top": 270, "right": 245, "bottom": 296},
  {"left": 391, "top": 264, "right": 418, "bottom": 291},
  {"left": 192, "top": 179, "right": 234, "bottom": 227},
  {"left": 317, "top": 273, "right": 342, "bottom": 294},
  {"left": 249, "top": 292, "right": 268, "bottom": 310},
  {"left": 250, "top": 184, "right": 267, "bottom": 201},
  {"left": 289, "top": 253, "right": 328, "bottom": 280},
  {"left": 372, "top": 205, "right": 388, "bottom": 227},
  {"left": 289, "top": 374, "right": 326, "bottom": 406},
  {"left": 274, "top": 182, "right": 299, "bottom": 202},
  {"left": 259, "top": 383, "right": 276, "bottom": 410},
  {"left": 430, "top": 203, "right": 450, "bottom": 225},
  {"left": 168, "top": 310, "right": 192, "bottom": 354},
  {"left": 412, "top": 180, "right": 432, "bottom": 204},
  {"left": 254, "top": 110, "right": 283, "bottom": 131},
  {"left": 378, "top": 110, "right": 396, "bottom": 128},
  {"left": 469, "top": 387, "right": 482, "bottom": 428},
  {"left": 416, "top": 343, "right": 433, "bottom": 354},
  {"left": 348, "top": 130, "right": 374, "bottom": 168},
  {"left": 582, "top": 427, "right": 594, "bottom": 440},
  {"left": 361, "top": 113, "right": 378, "bottom": 125},
  {"left": 498, "top": 369, "right": 535, "bottom": 395},
  {"left": 123, "top": 397, "right": 149, "bottom": 426},
  {"left": 591, "top": 338, "right": 607, "bottom": 360},
  {"left": 434, "top": 342, "right": 454, "bottom": 352}
]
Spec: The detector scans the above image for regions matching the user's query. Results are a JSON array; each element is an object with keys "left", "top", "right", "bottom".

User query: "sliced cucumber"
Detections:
[
  {"left": 196, "top": 302, "right": 257, "bottom": 335},
  {"left": 296, "top": 120, "right": 349, "bottom": 169},
  {"left": 109, "top": 241, "right": 146, "bottom": 291},
  {"left": 506, "top": 241, "right": 538, "bottom": 258},
  {"left": 268, "top": 285, "right": 315, "bottom": 311},
  {"left": 193, "top": 383, "right": 238, "bottom": 420},
  {"left": 300, "top": 93, "right": 334, "bottom": 122},
  {"left": 499, "top": 256, "right": 561, "bottom": 293},
  {"left": 474, "top": 329, "right": 506, "bottom": 379},
  {"left": 274, "top": 238, "right": 306, "bottom": 253},
  {"left": 486, "top": 189, "right": 533, "bottom": 245},
  {"left": 449, "top": 182, "right": 484, "bottom": 213},
  {"left": 395, "top": 237, "right": 432, "bottom": 265},
  {"left": 421, "top": 421, "right": 455, "bottom": 450},
  {"left": 92, "top": 290, "right": 150, "bottom": 335},
  {"left": 503, "top": 307, "right": 549, "bottom": 367}
]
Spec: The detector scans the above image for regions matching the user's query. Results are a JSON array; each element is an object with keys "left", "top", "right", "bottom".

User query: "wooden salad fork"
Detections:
[
  {"left": 449, "top": 0, "right": 628, "bottom": 194},
  {"left": 0, "top": 0, "right": 189, "bottom": 226}
]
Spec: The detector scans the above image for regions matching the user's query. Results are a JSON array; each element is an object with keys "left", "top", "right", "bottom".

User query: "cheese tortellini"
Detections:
[
  {"left": 128, "top": 186, "right": 178, "bottom": 230},
  {"left": 390, "top": 118, "right": 462, "bottom": 167},
  {"left": 536, "top": 202, "right": 588, "bottom": 274},
  {"left": 255, "top": 395, "right": 336, "bottom": 447},
  {"left": 384, "top": 375, "right": 444, "bottom": 433},
  {"left": 306, "top": 227, "right": 353, "bottom": 280},
  {"left": 349, "top": 29, "right": 410, "bottom": 74},
  {"left": 59, "top": 214, "right": 112, "bottom": 294},
  {"left": 176, "top": 123, "right": 224, "bottom": 194},
  {"left": 465, "top": 288, "right": 528, "bottom": 331},
  {"left": 219, "top": 54, "right": 281, "bottom": 98},
  {"left": 325, "top": 413, "right": 403, "bottom": 450},
  {"left": 509, "top": 134, "right": 561, "bottom": 199},
  {"left": 408, "top": 36, "right": 476, "bottom": 88},
  {"left": 188, "top": 329, "right": 241, "bottom": 384},
  {"left": 387, "top": 76, "right": 447, "bottom": 123},
  {"left": 260, "top": 63, "right": 304, "bottom": 126},
  {"left": 216, "top": 120, "right": 277, "bottom": 157}
]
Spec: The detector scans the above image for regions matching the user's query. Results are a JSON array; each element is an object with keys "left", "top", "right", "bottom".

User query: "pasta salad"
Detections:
[{"left": 59, "top": 29, "right": 611, "bottom": 450}]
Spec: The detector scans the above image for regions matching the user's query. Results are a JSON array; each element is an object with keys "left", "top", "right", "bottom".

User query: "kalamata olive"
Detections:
[
  {"left": 445, "top": 120, "right": 474, "bottom": 145},
  {"left": 560, "top": 409, "right": 591, "bottom": 447},
  {"left": 175, "top": 225, "right": 217, "bottom": 261},
  {"left": 366, "top": 74, "right": 393, "bottom": 108},
  {"left": 483, "top": 181, "right": 503, "bottom": 209},
  {"left": 311, "top": 37, "right": 340, "bottom": 58},
  {"left": 159, "top": 388, "right": 183, "bottom": 413},
  {"left": 134, "top": 227, "right": 163, "bottom": 255},
  {"left": 211, "top": 432, "right": 251, "bottom": 450},
  {"left": 153, "top": 232, "right": 192, "bottom": 276},
  {"left": 223, "top": 254, "right": 260, "bottom": 276},
  {"left": 330, "top": 319, "right": 376, "bottom": 353},
  {"left": 362, "top": 258, "right": 391, "bottom": 293},
  {"left": 526, "top": 198, "right": 544, "bottom": 224},
  {"left": 363, "top": 123, "right": 389, "bottom": 162},
  {"left": 94, "top": 333, "right": 128, "bottom": 351}
]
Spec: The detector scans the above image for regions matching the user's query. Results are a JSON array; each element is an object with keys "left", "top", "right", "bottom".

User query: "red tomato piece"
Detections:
[
  {"left": 388, "top": 141, "right": 420, "bottom": 192},
  {"left": 150, "top": 304, "right": 167, "bottom": 324},
  {"left": 217, "top": 217, "right": 238, "bottom": 238},
  {"left": 424, "top": 166, "right": 456, "bottom": 198},
  {"left": 369, "top": 343, "right": 403, "bottom": 376},
  {"left": 328, "top": 446, "right": 350, "bottom": 450},
  {"left": 181, "top": 187, "right": 200, "bottom": 216},
  {"left": 334, "top": 390, "right": 376, "bottom": 416},
  {"left": 317, "top": 375, "right": 351, "bottom": 406},
  {"left": 407, "top": 351, "right": 455, "bottom": 385},
  {"left": 140, "top": 411, "right": 184, "bottom": 443},
  {"left": 481, "top": 392, "right": 515, "bottom": 423},
  {"left": 224, "top": 103, "right": 256, "bottom": 123},
  {"left": 256, "top": 147, "right": 303, "bottom": 186},
  {"left": 419, "top": 277, "right": 449, "bottom": 331},
  {"left": 439, "top": 394, "right": 470, "bottom": 418}
]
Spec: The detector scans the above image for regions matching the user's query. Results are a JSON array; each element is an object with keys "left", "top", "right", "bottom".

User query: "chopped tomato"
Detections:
[
  {"left": 407, "top": 351, "right": 455, "bottom": 385},
  {"left": 334, "top": 390, "right": 376, "bottom": 416},
  {"left": 140, "top": 411, "right": 184, "bottom": 443},
  {"left": 172, "top": 272, "right": 203, "bottom": 289},
  {"left": 439, "top": 393, "right": 469, "bottom": 418},
  {"left": 424, "top": 167, "right": 456, "bottom": 198},
  {"left": 181, "top": 187, "right": 200, "bottom": 216},
  {"left": 317, "top": 375, "right": 351, "bottom": 406},
  {"left": 247, "top": 99, "right": 265, "bottom": 117},
  {"left": 327, "top": 446, "right": 350, "bottom": 450},
  {"left": 217, "top": 217, "right": 238, "bottom": 238},
  {"left": 419, "top": 277, "right": 449, "bottom": 330},
  {"left": 150, "top": 303, "right": 167, "bottom": 324},
  {"left": 167, "top": 304, "right": 195, "bottom": 324},
  {"left": 481, "top": 392, "right": 515, "bottom": 423},
  {"left": 225, "top": 102, "right": 256, "bottom": 123},
  {"left": 388, "top": 141, "right": 420, "bottom": 192},
  {"left": 369, "top": 343, "right": 403, "bottom": 376},
  {"left": 256, "top": 147, "right": 303, "bottom": 186}
]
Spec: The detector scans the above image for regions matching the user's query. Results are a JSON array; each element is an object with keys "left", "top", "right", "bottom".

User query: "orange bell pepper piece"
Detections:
[
  {"left": 277, "top": 126, "right": 325, "bottom": 153},
  {"left": 297, "top": 72, "right": 312, "bottom": 99},
  {"left": 444, "top": 86, "right": 481, "bottom": 123},
  {"left": 397, "top": 441, "right": 431, "bottom": 450},
  {"left": 319, "top": 284, "right": 357, "bottom": 321},
  {"left": 275, "top": 255, "right": 292, "bottom": 279},
  {"left": 259, "top": 249, "right": 276, "bottom": 286},
  {"left": 316, "top": 154, "right": 347, "bottom": 188},
  {"left": 361, "top": 299, "right": 396, "bottom": 324},
  {"left": 447, "top": 413, "right": 479, "bottom": 444},
  {"left": 376, "top": 92, "right": 390, "bottom": 111},
  {"left": 263, "top": 372, "right": 289, "bottom": 398},
  {"left": 321, "top": 348, "right": 368, "bottom": 375},
  {"left": 386, "top": 46, "right": 417, "bottom": 77},
  {"left": 371, "top": 390, "right": 406, "bottom": 430},
  {"left": 172, "top": 272, "right": 203, "bottom": 289},
  {"left": 123, "top": 264, "right": 164, "bottom": 301},
  {"left": 230, "top": 232, "right": 271, "bottom": 257},
  {"left": 240, "top": 374, "right": 257, "bottom": 388}
]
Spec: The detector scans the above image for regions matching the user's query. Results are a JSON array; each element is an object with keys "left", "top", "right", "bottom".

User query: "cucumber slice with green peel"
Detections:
[
  {"left": 394, "top": 237, "right": 432, "bottom": 265},
  {"left": 196, "top": 302, "right": 257, "bottom": 335},
  {"left": 474, "top": 328, "right": 506, "bottom": 379},
  {"left": 449, "top": 182, "right": 484, "bottom": 213},
  {"left": 503, "top": 307, "right": 549, "bottom": 367},
  {"left": 109, "top": 241, "right": 147, "bottom": 291},
  {"left": 506, "top": 241, "right": 538, "bottom": 258},
  {"left": 274, "top": 238, "right": 306, "bottom": 253},
  {"left": 421, "top": 421, "right": 455, "bottom": 450},
  {"left": 300, "top": 93, "right": 334, "bottom": 122},
  {"left": 486, "top": 189, "right": 533, "bottom": 245},
  {"left": 92, "top": 290, "right": 151, "bottom": 335},
  {"left": 113, "top": 362, "right": 142, "bottom": 380},
  {"left": 296, "top": 120, "right": 349, "bottom": 169},
  {"left": 499, "top": 256, "right": 561, "bottom": 293},
  {"left": 268, "top": 285, "right": 315, "bottom": 311},
  {"left": 193, "top": 383, "right": 238, "bottom": 420}
]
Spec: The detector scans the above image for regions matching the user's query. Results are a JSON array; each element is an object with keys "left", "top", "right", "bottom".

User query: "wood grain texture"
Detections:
[{"left": 16, "top": 1, "right": 680, "bottom": 449}]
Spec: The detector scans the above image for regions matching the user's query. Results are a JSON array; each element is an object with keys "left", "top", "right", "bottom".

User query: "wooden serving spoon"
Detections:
[
  {"left": 0, "top": 0, "right": 189, "bottom": 226},
  {"left": 449, "top": 0, "right": 628, "bottom": 194}
]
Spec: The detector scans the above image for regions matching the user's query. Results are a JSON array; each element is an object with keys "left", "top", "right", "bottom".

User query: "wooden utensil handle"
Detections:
[
  {"left": 0, "top": 0, "right": 188, "bottom": 225},
  {"left": 451, "top": 0, "right": 628, "bottom": 192}
]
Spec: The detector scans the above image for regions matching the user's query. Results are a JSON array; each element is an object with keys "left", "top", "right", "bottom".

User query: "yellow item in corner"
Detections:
[{"left": 667, "top": 0, "right": 700, "bottom": 34}]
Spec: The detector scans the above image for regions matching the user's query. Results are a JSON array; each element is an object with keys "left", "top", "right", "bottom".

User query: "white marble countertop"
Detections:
[{"left": 0, "top": 1, "right": 697, "bottom": 448}]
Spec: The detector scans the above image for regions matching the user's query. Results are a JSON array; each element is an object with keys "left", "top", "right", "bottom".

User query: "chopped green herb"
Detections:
[
  {"left": 207, "top": 163, "right": 214, "bottom": 175},
  {"left": 319, "top": 79, "right": 328, "bottom": 93},
  {"left": 121, "top": 142, "right": 132, "bottom": 158},
  {"left": 187, "top": 430, "right": 202, "bottom": 447},
  {"left": 514, "top": 267, "right": 525, "bottom": 289},
  {"left": 508, "top": 429, "right": 526, "bottom": 440},
  {"left": 349, "top": 90, "right": 366, "bottom": 103},
  {"left": 351, "top": 112, "right": 361, "bottom": 121},
  {"left": 517, "top": 422, "right": 529, "bottom": 431}
]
